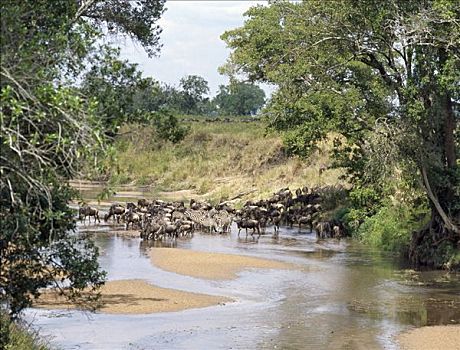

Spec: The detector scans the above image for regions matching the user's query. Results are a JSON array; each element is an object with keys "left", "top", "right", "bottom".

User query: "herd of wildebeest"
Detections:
[{"left": 78, "top": 186, "right": 347, "bottom": 241}]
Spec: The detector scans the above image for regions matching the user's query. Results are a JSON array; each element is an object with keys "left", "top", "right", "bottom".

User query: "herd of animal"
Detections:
[
  {"left": 78, "top": 186, "right": 347, "bottom": 241},
  {"left": 184, "top": 117, "right": 261, "bottom": 123}
]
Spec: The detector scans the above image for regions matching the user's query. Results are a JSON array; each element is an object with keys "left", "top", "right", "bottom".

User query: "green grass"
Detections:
[
  {"left": 106, "top": 120, "right": 347, "bottom": 203},
  {"left": 1, "top": 312, "right": 49, "bottom": 350}
]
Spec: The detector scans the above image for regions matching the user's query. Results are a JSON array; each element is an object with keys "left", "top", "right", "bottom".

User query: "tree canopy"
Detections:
[
  {"left": 179, "top": 75, "right": 211, "bottom": 114},
  {"left": 222, "top": 0, "right": 459, "bottom": 266},
  {"left": 214, "top": 82, "right": 265, "bottom": 116},
  {"left": 0, "top": 0, "right": 165, "bottom": 319}
]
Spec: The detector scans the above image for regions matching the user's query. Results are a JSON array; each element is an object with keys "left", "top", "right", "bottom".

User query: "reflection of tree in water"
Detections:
[
  {"left": 267, "top": 251, "right": 460, "bottom": 348},
  {"left": 393, "top": 294, "right": 460, "bottom": 327}
]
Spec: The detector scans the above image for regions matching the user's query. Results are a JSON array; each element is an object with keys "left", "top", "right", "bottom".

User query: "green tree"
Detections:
[
  {"left": 0, "top": 0, "right": 165, "bottom": 324},
  {"left": 179, "top": 75, "right": 210, "bottom": 114},
  {"left": 81, "top": 47, "right": 151, "bottom": 137},
  {"left": 214, "top": 82, "right": 265, "bottom": 116},
  {"left": 132, "top": 81, "right": 183, "bottom": 113},
  {"left": 77, "top": 0, "right": 165, "bottom": 57},
  {"left": 222, "top": 0, "right": 459, "bottom": 266}
]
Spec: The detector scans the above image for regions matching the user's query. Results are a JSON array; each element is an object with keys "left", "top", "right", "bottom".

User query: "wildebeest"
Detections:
[
  {"left": 104, "top": 204, "right": 125, "bottom": 223},
  {"left": 236, "top": 218, "right": 261, "bottom": 238},
  {"left": 124, "top": 209, "right": 141, "bottom": 230},
  {"left": 79, "top": 206, "right": 100, "bottom": 224},
  {"left": 138, "top": 198, "right": 152, "bottom": 208}
]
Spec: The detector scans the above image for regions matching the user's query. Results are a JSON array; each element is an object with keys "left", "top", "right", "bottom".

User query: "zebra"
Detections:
[
  {"left": 185, "top": 209, "right": 218, "bottom": 233},
  {"left": 212, "top": 210, "right": 233, "bottom": 234}
]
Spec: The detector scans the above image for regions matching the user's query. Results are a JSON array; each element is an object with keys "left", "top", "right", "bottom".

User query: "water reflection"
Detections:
[{"left": 139, "top": 238, "right": 178, "bottom": 250}]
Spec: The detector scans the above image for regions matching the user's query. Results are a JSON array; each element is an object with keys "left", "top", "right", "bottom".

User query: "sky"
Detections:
[{"left": 118, "top": 1, "right": 272, "bottom": 97}]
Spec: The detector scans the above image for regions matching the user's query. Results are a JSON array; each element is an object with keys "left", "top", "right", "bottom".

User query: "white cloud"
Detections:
[{"left": 118, "top": 1, "right": 273, "bottom": 96}]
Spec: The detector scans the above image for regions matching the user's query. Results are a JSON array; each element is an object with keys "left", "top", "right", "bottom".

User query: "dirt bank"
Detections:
[
  {"left": 149, "top": 248, "right": 296, "bottom": 280},
  {"left": 397, "top": 325, "right": 460, "bottom": 350},
  {"left": 35, "top": 279, "right": 231, "bottom": 314}
]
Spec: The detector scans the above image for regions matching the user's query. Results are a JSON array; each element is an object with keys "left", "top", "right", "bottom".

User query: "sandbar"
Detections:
[
  {"left": 149, "top": 248, "right": 295, "bottom": 280},
  {"left": 35, "top": 279, "right": 230, "bottom": 314},
  {"left": 397, "top": 325, "right": 460, "bottom": 350}
]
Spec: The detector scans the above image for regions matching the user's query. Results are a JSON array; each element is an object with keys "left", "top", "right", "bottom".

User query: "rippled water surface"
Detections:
[{"left": 25, "top": 185, "right": 460, "bottom": 349}]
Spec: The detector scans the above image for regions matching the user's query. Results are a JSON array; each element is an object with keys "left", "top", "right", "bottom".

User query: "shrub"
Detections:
[
  {"left": 1, "top": 311, "right": 48, "bottom": 350},
  {"left": 151, "top": 110, "right": 189, "bottom": 143},
  {"left": 356, "top": 201, "right": 429, "bottom": 252}
]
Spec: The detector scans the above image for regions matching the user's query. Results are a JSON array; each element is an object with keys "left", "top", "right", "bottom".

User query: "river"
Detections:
[{"left": 24, "top": 183, "right": 460, "bottom": 349}]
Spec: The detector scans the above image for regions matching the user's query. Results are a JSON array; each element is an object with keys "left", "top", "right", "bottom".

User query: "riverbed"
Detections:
[{"left": 24, "top": 183, "right": 460, "bottom": 349}]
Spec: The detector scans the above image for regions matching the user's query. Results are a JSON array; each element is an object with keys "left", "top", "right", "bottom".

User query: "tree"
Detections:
[
  {"left": 133, "top": 82, "right": 185, "bottom": 114},
  {"left": 179, "top": 75, "right": 210, "bottom": 114},
  {"left": 222, "top": 0, "right": 459, "bottom": 266},
  {"left": 81, "top": 47, "right": 151, "bottom": 137},
  {"left": 78, "top": 0, "right": 166, "bottom": 57},
  {"left": 214, "top": 82, "right": 265, "bottom": 116},
  {"left": 0, "top": 0, "right": 165, "bottom": 322}
]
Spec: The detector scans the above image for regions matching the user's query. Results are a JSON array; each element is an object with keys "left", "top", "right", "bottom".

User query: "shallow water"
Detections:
[
  {"left": 25, "top": 222, "right": 460, "bottom": 350},
  {"left": 26, "top": 186, "right": 460, "bottom": 349}
]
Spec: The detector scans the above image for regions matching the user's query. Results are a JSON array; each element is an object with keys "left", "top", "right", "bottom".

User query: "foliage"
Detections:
[
  {"left": 179, "top": 75, "right": 210, "bottom": 114},
  {"left": 0, "top": 83, "right": 106, "bottom": 315},
  {"left": 221, "top": 0, "right": 459, "bottom": 263},
  {"left": 214, "top": 82, "right": 265, "bottom": 116},
  {"left": 81, "top": 47, "right": 152, "bottom": 137},
  {"left": 1, "top": 311, "right": 48, "bottom": 350},
  {"left": 84, "top": 0, "right": 165, "bottom": 57},
  {"left": 355, "top": 201, "right": 429, "bottom": 252},
  {"left": 110, "top": 74, "right": 266, "bottom": 118},
  {"left": 151, "top": 110, "right": 189, "bottom": 143},
  {"left": 133, "top": 81, "right": 183, "bottom": 114},
  {"left": 0, "top": 0, "right": 165, "bottom": 319}
]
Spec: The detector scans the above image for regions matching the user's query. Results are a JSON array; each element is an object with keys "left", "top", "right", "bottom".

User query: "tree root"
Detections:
[{"left": 409, "top": 211, "right": 460, "bottom": 269}]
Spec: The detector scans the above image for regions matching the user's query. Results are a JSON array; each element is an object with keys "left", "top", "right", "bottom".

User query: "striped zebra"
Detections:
[
  {"left": 212, "top": 210, "right": 233, "bottom": 234},
  {"left": 185, "top": 209, "right": 217, "bottom": 233}
]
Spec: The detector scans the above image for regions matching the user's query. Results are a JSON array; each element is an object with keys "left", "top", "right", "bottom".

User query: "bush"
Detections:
[
  {"left": 356, "top": 201, "right": 429, "bottom": 252},
  {"left": 1, "top": 311, "right": 48, "bottom": 350},
  {"left": 151, "top": 110, "right": 189, "bottom": 143}
]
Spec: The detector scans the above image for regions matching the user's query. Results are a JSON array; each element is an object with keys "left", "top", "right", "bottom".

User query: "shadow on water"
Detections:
[{"left": 26, "top": 189, "right": 460, "bottom": 350}]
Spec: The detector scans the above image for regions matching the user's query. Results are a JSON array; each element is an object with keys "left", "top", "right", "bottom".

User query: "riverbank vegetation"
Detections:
[
  {"left": 0, "top": 311, "right": 49, "bottom": 350},
  {"left": 221, "top": 0, "right": 459, "bottom": 268},
  {"left": 0, "top": 0, "right": 167, "bottom": 345}
]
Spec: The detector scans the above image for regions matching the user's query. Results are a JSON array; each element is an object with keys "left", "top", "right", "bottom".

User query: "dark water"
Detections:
[{"left": 25, "top": 186, "right": 460, "bottom": 349}]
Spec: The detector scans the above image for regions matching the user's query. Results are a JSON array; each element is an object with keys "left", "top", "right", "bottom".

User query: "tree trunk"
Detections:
[
  {"left": 410, "top": 84, "right": 459, "bottom": 269},
  {"left": 442, "top": 93, "right": 457, "bottom": 170}
]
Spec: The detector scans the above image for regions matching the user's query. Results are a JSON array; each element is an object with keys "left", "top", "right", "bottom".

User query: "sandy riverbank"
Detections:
[
  {"left": 397, "top": 325, "right": 460, "bottom": 350},
  {"left": 149, "top": 248, "right": 296, "bottom": 280},
  {"left": 35, "top": 279, "right": 231, "bottom": 314}
]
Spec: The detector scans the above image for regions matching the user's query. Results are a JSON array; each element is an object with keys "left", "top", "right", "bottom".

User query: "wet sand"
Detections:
[
  {"left": 149, "top": 248, "right": 295, "bottom": 280},
  {"left": 397, "top": 325, "right": 460, "bottom": 350},
  {"left": 35, "top": 279, "right": 231, "bottom": 314}
]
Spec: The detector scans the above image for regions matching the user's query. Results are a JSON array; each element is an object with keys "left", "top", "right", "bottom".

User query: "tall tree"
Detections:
[
  {"left": 179, "top": 75, "right": 210, "bottom": 114},
  {"left": 0, "top": 0, "right": 165, "bottom": 320},
  {"left": 214, "top": 82, "right": 265, "bottom": 116},
  {"left": 222, "top": 0, "right": 459, "bottom": 266}
]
